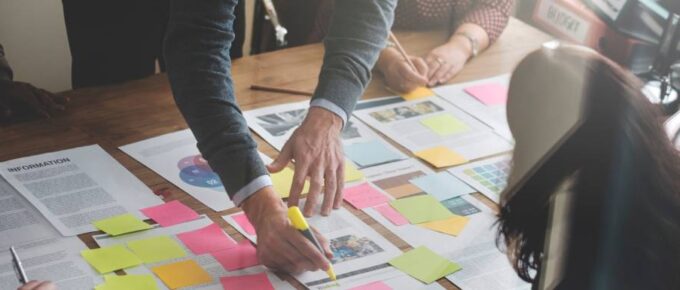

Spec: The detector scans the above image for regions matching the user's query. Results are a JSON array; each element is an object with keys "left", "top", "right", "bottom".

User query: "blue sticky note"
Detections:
[
  {"left": 410, "top": 172, "right": 475, "bottom": 201},
  {"left": 344, "top": 140, "right": 402, "bottom": 167}
]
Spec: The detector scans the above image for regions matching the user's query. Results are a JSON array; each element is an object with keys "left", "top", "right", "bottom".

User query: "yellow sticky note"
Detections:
[
  {"left": 272, "top": 167, "right": 309, "bottom": 198},
  {"left": 97, "top": 274, "right": 159, "bottom": 290},
  {"left": 414, "top": 146, "right": 468, "bottom": 168},
  {"left": 81, "top": 245, "right": 142, "bottom": 274},
  {"left": 345, "top": 162, "right": 364, "bottom": 182},
  {"left": 93, "top": 213, "right": 151, "bottom": 236},
  {"left": 420, "top": 114, "right": 469, "bottom": 136},
  {"left": 151, "top": 260, "right": 212, "bottom": 290},
  {"left": 402, "top": 87, "right": 435, "bottom": 101},
  {"left": 127, "top": 236, "right": 187, "bottom": 264},
  {"left": 419, "top": 215, "right": 470, "bottom": 236}
]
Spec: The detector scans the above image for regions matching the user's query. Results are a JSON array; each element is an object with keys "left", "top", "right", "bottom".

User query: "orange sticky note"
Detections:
[
  {"left": 414, "top": 146, "right": 468, "bottom": 168},
  {"left": 151, "top": 260, "right": 212, "bottom": 289},
  {"left": 419, "top": 215, "right": 470, "bottom": 236},
  {"left": 401, "top": 87, "right": 435, "bottom": 101}
]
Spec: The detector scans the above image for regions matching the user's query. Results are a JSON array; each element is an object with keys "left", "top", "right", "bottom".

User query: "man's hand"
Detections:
[
  {"left": 0, "top": 80, "right": 68, "bottom": 123},
  {"left": 242, "top": 187, "right": 333, "bottom": 274},
  {"left": 268, "top": 107, "right": 345, "bottom": 217}
]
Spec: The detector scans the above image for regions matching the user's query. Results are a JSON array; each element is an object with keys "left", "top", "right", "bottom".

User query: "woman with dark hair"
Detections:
[{"left": 498, "top": 45, "right": 680, "bottom": 289}]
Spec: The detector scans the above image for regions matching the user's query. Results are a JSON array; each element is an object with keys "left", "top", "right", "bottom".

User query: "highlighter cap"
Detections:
[{"left": 287, "top": 206, "right": 310, "bottom": 230}]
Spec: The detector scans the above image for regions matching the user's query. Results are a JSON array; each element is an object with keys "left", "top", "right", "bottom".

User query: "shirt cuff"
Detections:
[
  {"left": 310, "top": 98, "right": 348, "bottom": 127},
  {"left": 231, "top": 175, "right": 273, "bottom": 206}
]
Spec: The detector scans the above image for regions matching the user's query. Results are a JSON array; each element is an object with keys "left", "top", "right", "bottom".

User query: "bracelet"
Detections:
[{"left": 454, "top": 32, "right": 479, "bottom": 58}]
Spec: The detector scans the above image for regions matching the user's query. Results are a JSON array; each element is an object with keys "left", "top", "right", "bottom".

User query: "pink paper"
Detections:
[
  {"left": 348, "top": 281, "right": 392, "bottom": 290},
  {"left": 343, "top": 183, "right": 390, "bottom": 209},
  {"left": 464, "top": 83, "right": 508, "bottom": 105},
  {"left": 141, "top": 200, "right": 199, "bottom": 227},
  {"left": 374, "top": 204, "right": 409, "bottom": 226},
  {"left": 232, "top": 213, "right": 256, "bottom": 236},
  {"left": 177, "top": 223, "right": 237, "bottom": 255},
  {"left": 212, "top": 239, "right": 259, "bottom": 271},
  {"left": 220, "top": 273, "right": 274, "bottom": 290}
]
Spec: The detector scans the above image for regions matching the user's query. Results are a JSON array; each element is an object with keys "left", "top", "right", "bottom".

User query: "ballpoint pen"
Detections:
[{"left": 10, "top": 246, "right": 29, "bottom": 284}]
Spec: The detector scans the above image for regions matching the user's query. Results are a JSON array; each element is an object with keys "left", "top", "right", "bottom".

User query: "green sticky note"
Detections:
[
  {"left": 96, "top": 274, "right": 159, "bottom": 290},
  {"left": 420, "top": 114, "right": 469, "bottom": 136},
  {"left": 93, "top": 213, "right": 152, "bottom": 236},
  {"left": 389, "top": 246, "right": 462, "bottom": 284},
  {"left": 127, "top": 236, "right": 187, "bottom": 264},
  {"left": 81, "top": 245, "right": 142, "bottom": 274},
  {"left": 389, "top": 195, "right": 454, "bottom": 224}
]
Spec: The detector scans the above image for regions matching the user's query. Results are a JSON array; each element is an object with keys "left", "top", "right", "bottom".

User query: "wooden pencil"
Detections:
[
  {"left": 250, "top": 84, "right": 314, "bottom": 96},
  {"left": 388, "top": 32, "right": 418, "bottom": 71}
]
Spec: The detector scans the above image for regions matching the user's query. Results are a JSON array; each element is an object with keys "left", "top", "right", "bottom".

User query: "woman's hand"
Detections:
[
  {"left": 18, "top": 281, "right": 56, "bottom": 290},
  {"left": 424, "top": 42, "right": 470, "bottom": 87},
  {"left": 377, "top": 49, "right": 429, "bottom": 94}
]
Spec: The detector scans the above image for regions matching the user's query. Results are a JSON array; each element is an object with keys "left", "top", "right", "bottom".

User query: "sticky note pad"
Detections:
[
  {"left": 389, "top": 246, "right": 462, "bottom": 284},
  {"left": 343, "top": 182, "right": 390, "bottom": 209},
  {"left": 344, "top": 141, "right": 402, "bottom": 167},
  {"left": 345, "top": 162, "right": 365, "bottom": 182},
  {"left": 93, "top": 213, "right": 152, "bottom": 236},
  {"left": 177, "top": 223, "right": 237, "bottom": 255},
  {"left": 374, "top": 204, "right": 408, "bottom": 226},
  {"left": 419, "top": 215, "right": 470, "bottom": 236},
  {"left": 464, "top": 83, "right": 508, "bottom": 105},
  {"left": 232, "top": 213, "right": 256, "bottom": 235},
  {"left": 349, "top": 281, "right": 392, "bottom": 290},
  {"left": 220, "top": 273, "right": 274, "bottom": 290},
  {"left": 141, "top": 200, "right": 199, "bottom": 227},
  {"left": 127, "top": 236, "right": 187, "bottom": 264},
  {"left": 414, "top": 146, "right": 468, "bottom": 168},
  {"left": 272, "top": 167, "right": 309, "bottom": 198},
  {"left": 97, "top": 274, "right": 158, "bottom": 290},
  {"left": 420, "top": 114, "right": 469, "bottom": 136},
  {"left": 81, "top": 245, "right": 142, "bottom": 274},
  {"left": 402, "top": 86, "right": 435, "bottom": 101},
  {"left": 410, "top": 172, "right": 475, "bottom": 201},
  {"left": 151, "top": 260, "right": 212, "bottom": 289},
  {"left": 212, "top": 239, "right": 259, "bottom": 271},
  {"left": 389, "top": 195, "right": 453, "bottom": 224}
]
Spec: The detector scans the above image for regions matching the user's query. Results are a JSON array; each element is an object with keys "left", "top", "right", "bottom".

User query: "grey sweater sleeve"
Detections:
[{"left": 0, "top": 44, "right": 14, "bottom": 81}]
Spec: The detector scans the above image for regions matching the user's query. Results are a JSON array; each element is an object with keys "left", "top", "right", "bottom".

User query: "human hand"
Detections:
[
  {"left": 425, "top": 42, "right": 470, "bottom": 86},
  {"left": 18, "top": 281, "right": 57, "bottom": 290},
  {"left": 379, "top": 50, "right": 429, "bottom": 93},
  {"left": 241, "top": 188, "right": 333, "bottom": 274},
  {"left": 267, "top": 107, "right": 344, "bottom": 217},
  {"left": 0, "top": 80, "right": 68, "bottom": 122}
]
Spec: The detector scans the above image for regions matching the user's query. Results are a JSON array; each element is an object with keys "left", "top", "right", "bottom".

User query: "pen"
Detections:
[
  {"left": 287, "top": 206, "right": 337, "bottom": 281},
  {"left": 10, "top": 246, "right": 28, "bottom": 284}
]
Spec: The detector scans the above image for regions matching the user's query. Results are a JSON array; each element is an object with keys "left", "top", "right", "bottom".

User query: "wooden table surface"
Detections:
[{"left": 0, "top": 18, "right": 551, "bottom": 289}]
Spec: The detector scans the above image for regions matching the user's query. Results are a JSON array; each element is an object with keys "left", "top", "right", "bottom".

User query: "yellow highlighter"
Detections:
[{"left": 287, "top": 206, "right": 337, "bottom": 281}]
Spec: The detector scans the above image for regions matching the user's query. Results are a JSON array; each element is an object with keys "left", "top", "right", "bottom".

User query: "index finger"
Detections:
[{"left": 288, "top": 161, "right": 310, "bottom": 207}]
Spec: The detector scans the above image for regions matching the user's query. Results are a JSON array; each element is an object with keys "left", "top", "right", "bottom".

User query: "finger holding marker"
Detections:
[{"left": 288, "top": 206, "right": 337, "bottom": 281}]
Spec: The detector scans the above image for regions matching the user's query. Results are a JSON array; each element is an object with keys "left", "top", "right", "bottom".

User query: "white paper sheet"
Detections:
[
  {"left": 244, "top": 100, "right": 408, "bottom": 167},
  {"left": 94, "top": 215, "right": 295, "bottom": 290},
  {"left": 353, "top": 97, "right": 512, "bottom": 161},
  {"left": 0, "top": 237, "right": 101, "bottom": 290},
  {"left": 0, "top": 176, "right": 58, "bottom": 248},
  {"left": 448, "top": 155, "right": 512, "bottom": 204},
  {"left": 0, "top": 145, "right": 163, "bottom": 236},
  {"left": 223, "top": 205, "right": 439, "bottom": 290},
  {"left": 120, "top": 130, "right": 235, "bottom": 212},
  {"left": 432, "top": 74, "right": 514, "bottom": 141}
]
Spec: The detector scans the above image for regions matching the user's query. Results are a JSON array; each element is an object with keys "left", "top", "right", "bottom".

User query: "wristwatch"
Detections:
[{"left": 455, "top": 32, "right": 479, "bottom": 58}]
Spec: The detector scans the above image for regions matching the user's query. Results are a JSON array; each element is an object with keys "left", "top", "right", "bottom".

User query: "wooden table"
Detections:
[{"left": 0, "top": 18, "right": 551, "bottom": 289}]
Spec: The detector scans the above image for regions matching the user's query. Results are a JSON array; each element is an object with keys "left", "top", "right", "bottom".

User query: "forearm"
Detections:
[
  {"left": 164, "top": 0, "right": 270, "bottom": 205},
  {"left": 455, "top": 0, "right": 513, "bottom": 45},
  {"left": 445, "top": 23, "right": 490, "bottom": 59},
  {"left": 311, "top": 0, "right": 397, "bottom": 122}
]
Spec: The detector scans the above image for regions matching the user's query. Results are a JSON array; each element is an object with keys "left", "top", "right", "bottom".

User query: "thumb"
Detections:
[{"left": 267, "top": 142, "right": 293, "bottom": 173}]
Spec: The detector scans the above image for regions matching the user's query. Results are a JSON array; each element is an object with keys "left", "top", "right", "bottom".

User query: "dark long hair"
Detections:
[{"left": 498, "top": 46, "right": 680, "bottom": 289}]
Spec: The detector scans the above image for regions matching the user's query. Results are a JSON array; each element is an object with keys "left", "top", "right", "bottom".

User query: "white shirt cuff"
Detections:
[
  {"left": 310, "top": 98, "right": 348, "bottom": 127},
  {"left": 232, "top": 175, "right": 273, "bottom": 206}
]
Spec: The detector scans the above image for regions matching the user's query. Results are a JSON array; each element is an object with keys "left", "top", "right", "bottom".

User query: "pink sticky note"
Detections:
[
  {"left": 220, "top": 273, "right": 274, "bottom": 290},
  {"left": 374, "top": 204, "right": 409, "bottom": 226},
  {"left": 232, "top": 213, "right": 256, "bottom": 236},
  {"left": 177, "top": 223, "right": 237, "bottom": 255},
  {"left": 343, "top": 183, "right": 390, "bottom": 209},
  {"left": 141, "top": 200, "right": 200, "bottom": 227},
  {"left": 212, "top": 239, "right": 259, "bottom": 271},
  {"left": 348, "top": 281, "right": 392, "bottom": 290},
  {"left": 464, "top": 83, "right": 508, "bottom": 105}
]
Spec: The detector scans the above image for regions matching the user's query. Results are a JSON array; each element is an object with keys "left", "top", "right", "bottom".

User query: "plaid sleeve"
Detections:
[{"left": 457, "top": 0, "right": 514, "bottom": 44}]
